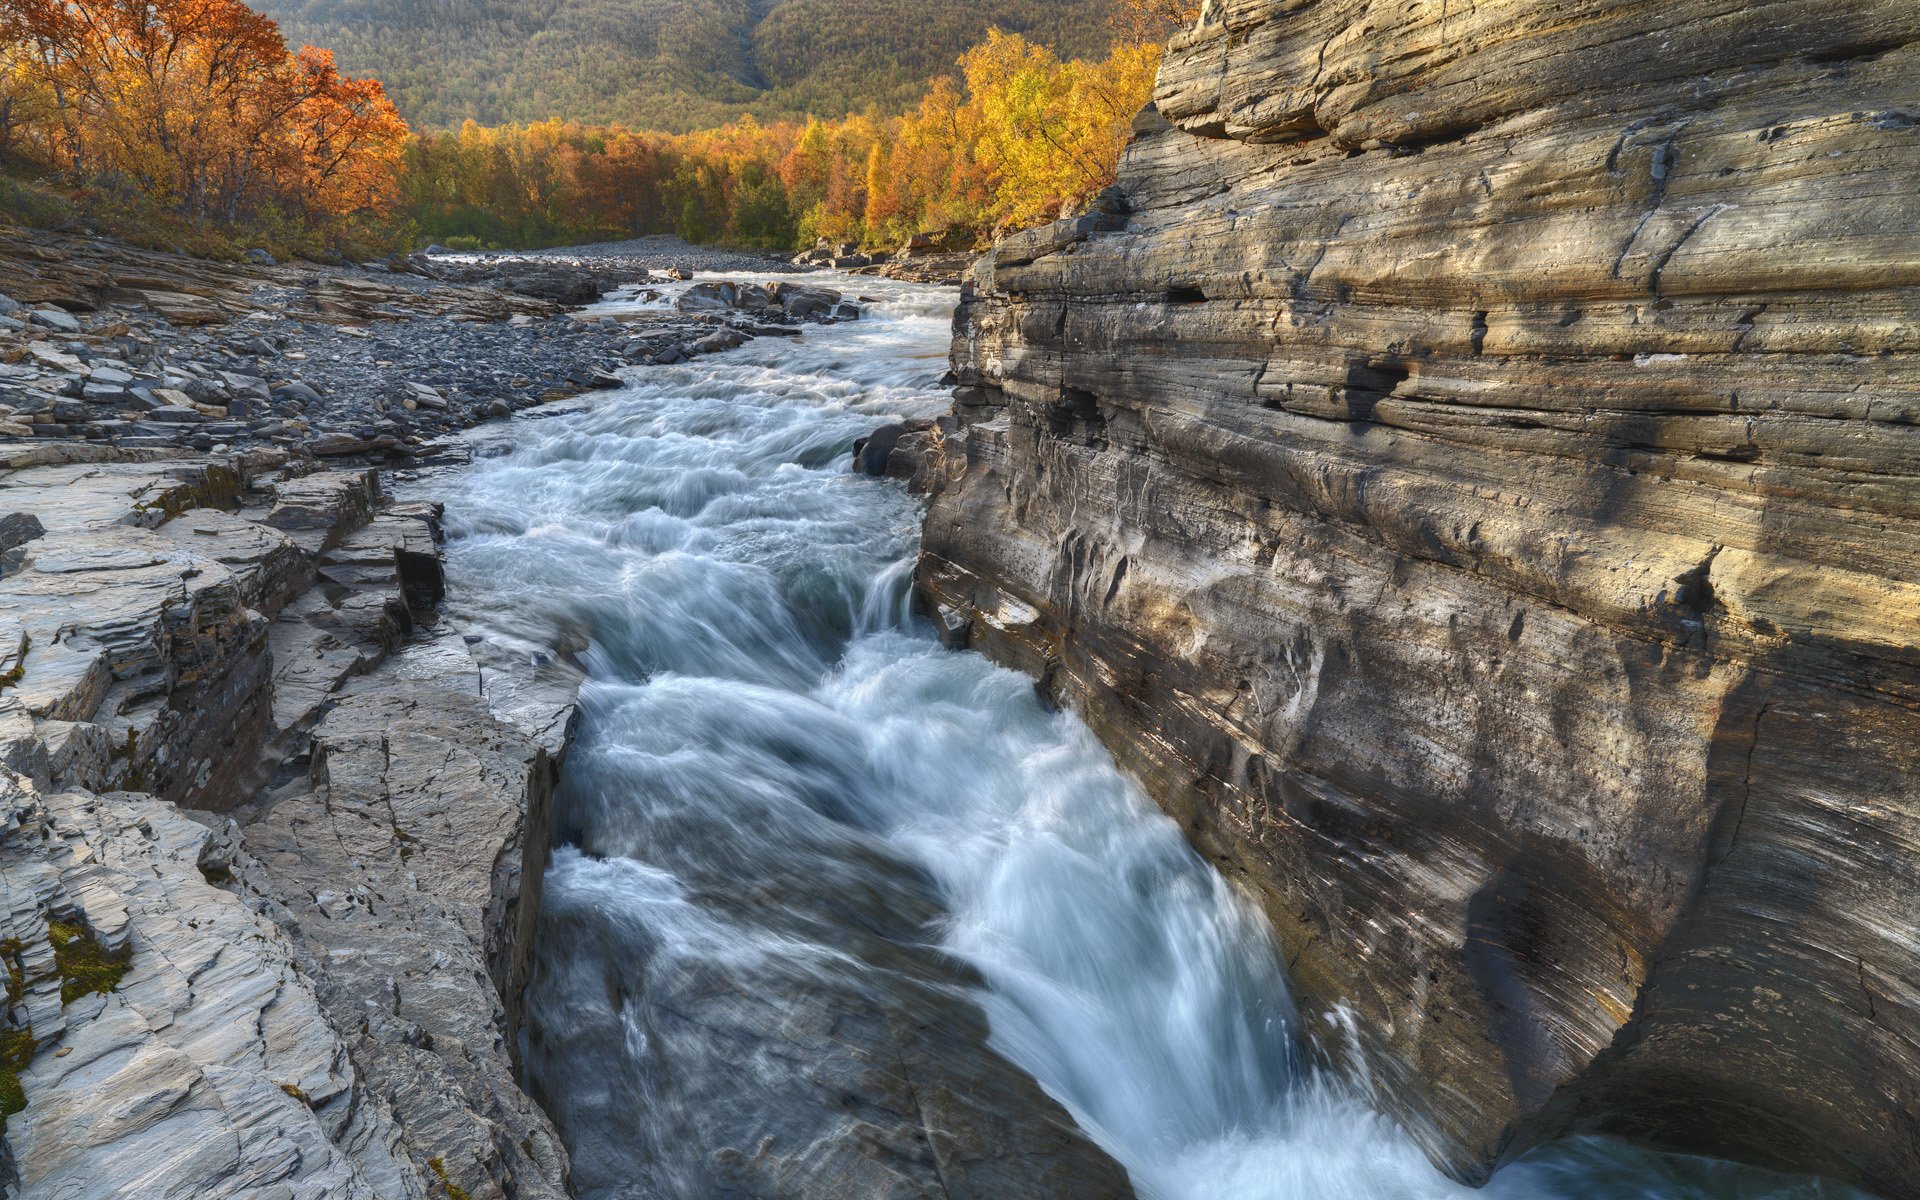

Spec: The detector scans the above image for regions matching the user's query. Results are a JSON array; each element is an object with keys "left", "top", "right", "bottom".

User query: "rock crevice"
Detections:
[{"left": 0, "top": 443, "right": 580, "bottom": 1200}]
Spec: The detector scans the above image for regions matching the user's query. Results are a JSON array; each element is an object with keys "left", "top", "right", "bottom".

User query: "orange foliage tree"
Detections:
[
  {"left": 405, "top": 27, "right": 1163, "bottom": 254},
  {"left": 0, "top": 0, "right": 407, "bottom": 236}
]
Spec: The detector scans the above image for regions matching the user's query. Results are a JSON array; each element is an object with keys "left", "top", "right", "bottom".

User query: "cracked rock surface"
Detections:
[
  {"left": 915, "top": 2, "right": 1920, "bottom": 1195},
  {"left": 0, "top": 442, "right": 579, "bottom": 1199}
]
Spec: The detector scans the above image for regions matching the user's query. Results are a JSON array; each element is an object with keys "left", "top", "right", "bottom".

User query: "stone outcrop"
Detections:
[
  {"left": 915, "top": 2, "right": 1920, "bottom": 1195},
  {"left": 0, "top": 228, "right": 558, "bottom": 326},
  {"left": 674, "top": 279, "right": 865, "bottom": 324},
  {"left": 0, "top": 443, "right": 577, "bottom": 1199}
]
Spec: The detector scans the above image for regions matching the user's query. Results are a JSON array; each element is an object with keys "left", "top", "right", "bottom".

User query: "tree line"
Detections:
[
  {"left": 404, "top": 30, "right": 1164, "bottom": 253},
  {"left": 257, "top": 0, "right": 1122, "bottom": 133},
  {"left": 0, "top": 0, "right": 1190, "bottom": 257}
]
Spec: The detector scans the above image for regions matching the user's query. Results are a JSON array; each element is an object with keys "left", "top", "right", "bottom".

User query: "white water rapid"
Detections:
[{"left": 435, "top": 276, "right": 1860, "bottom": 1200}]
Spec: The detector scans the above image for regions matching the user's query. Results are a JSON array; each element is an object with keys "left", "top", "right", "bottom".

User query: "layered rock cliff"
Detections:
[
  {"left": 915, "top": 1, "right": 1920, "bottom": 1193},
  {"left": 0, "top": 445, "right": 578, "bottom": 1199}
]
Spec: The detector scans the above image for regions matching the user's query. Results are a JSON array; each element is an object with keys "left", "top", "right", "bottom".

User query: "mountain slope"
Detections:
[{"left": 255, "top": 0, "right": 1118, "bottom": 130}]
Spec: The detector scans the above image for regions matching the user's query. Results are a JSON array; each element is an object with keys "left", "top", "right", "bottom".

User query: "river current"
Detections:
[{"left": 436, "top": 277, "right": 1857, "bottom": 1200}]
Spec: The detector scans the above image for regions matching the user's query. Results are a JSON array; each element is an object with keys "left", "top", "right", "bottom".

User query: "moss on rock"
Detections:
[{"left": 48, "top": 919, "right": 127, "bottom": 1005}]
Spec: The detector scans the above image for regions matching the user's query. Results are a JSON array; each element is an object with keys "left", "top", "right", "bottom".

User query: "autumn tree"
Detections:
[
  {"left": 1106, "top": 0, "right": 1201, "bottom": 45},
  {"left": 0, "top": 0, "right": 405, "bottom": 239},
  {"left": 392, "top": 13, "right": 1166, "bottom": 254}
]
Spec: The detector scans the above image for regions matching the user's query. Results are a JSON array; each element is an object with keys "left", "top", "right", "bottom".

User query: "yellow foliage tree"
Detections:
[{"left": 403, "top": 17, "right": 1167, "bottom": 252}]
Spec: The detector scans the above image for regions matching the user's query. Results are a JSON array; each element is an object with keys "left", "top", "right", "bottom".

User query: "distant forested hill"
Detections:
[{"left": 254, "top": 0, "right": 1119, "bottom": 130}]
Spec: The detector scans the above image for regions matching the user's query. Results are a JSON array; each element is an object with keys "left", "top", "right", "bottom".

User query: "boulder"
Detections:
[{"left": 26, "top": 309, "right": 80, "bottom": 334}]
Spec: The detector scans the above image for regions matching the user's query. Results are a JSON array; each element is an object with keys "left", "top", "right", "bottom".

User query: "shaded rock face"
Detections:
[{"left": 916, "top": 2, "right": 1920, "bottom": 1194}]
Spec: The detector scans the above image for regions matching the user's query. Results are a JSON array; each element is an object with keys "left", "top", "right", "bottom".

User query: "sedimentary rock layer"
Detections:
[
  {"left": 916, "top": 2, "right": 1920, "bottom": 1193},
  {"left": 0, "top": 445, "right": 577, "bottom": 1199}
]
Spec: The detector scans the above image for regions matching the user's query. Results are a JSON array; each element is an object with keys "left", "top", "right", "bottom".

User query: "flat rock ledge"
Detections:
[{"left": 0, "top": 441, "right": 581, "bottom": 1200}]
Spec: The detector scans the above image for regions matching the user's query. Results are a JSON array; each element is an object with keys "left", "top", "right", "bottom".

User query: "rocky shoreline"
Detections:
[
  {"left": 0, "top": 231, "right": 883, "bottom": 1199},
  {"left": 0, "top": 443, "right": 578, "bottom": 1199},
  {"left": 0, "top": 231, "right": 864, "bottom": 461}
]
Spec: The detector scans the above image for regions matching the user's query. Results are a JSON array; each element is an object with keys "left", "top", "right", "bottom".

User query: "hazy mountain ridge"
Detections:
[{"left": 256, "top": 0, "right": 1118, "bottom": 130}]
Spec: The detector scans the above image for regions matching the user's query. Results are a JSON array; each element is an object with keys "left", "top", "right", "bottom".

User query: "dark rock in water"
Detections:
[
  {"left": 768, "top": 281, "right": 859, "bottom": 323},
  {"left": 677, "top": 280, "right": 861, "bottom": 326},
  {"left": 853, "top": 419, "right": 936, "bottom": 482},
  {"left": 913, "top": 0, "right": 1920, "bottom": 1196},
  {"left": 674, "top": 281, "right": 739, "bottom": 313}
]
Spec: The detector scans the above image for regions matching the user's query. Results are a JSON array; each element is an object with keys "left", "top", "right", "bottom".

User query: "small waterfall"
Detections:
[{"left": 437, "top": 276, "right": 1863, "bottom": 1200}]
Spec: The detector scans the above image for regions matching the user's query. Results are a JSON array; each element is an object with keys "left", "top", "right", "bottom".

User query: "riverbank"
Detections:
[
  {"left": 0, "top": 232, "right": 878, "bottom": 1199},
  {"left": 0, "top": 229, "right": 865, "bottom": 461}
]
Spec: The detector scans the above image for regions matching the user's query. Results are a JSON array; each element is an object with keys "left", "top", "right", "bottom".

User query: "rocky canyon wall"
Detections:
[{"left": 914, "top": 0, "right": 1920, "bottom": 1193}]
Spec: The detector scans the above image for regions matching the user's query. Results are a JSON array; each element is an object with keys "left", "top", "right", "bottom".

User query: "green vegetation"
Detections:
[
  {"left": 48, "top": 919, "right": 127, "bottom": 1006},
  {"left": 254, "top": 0, "right": 1118, "bottom": 131},
  {"left": 428, "top": 1156, "right": 475, "bottom": 1200},
  {"left": 0, "top": 1024, "right": 34, "bottom": 1130},
  {"left": 1, "top": 939, "right": 24, "bottom": 1006}
]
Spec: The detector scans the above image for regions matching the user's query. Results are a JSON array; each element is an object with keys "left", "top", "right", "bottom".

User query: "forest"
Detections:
[
  {"left": 403, "top": 31, "right": 1163, "bottom": 253},
  {"left": 254, "top": 0, "right": 1123, "bottom": 132},
  {"left": 0, "top": 0, "right": 409, "bottom": 254},
  {"left": 0, "top": 0, "right": 1189, "bottom": 257}
]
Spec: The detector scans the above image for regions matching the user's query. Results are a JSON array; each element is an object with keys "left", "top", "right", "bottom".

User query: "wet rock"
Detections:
[
  {"left": 852, "top": 419, "right": 936, "bottom": 483},
  {"left": 915, "top": 2, "right": 1920, "bottom": 1195}
]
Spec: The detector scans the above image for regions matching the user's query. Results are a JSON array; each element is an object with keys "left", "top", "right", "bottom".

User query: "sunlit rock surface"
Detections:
[
  {"left": 0, "top": 444, "right": 575, "bottom": 1199},
  {"left": 916, "top": 2, "right": 1920, "bottom": 1193}
]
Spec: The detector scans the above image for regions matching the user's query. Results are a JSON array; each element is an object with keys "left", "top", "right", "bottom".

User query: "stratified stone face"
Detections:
[
  {"left": 0, "top": 446, "right": 577, "bottom": 1200},
  {"left": 916, "top": 1, "right": 1920, "bottom": 1193}
]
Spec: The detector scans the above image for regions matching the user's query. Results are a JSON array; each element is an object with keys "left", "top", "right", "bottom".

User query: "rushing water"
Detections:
[{"left": 437, "top": 277, "right": 1860, "bottom": 1200}]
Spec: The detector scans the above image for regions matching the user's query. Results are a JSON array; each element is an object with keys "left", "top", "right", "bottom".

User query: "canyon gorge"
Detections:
[
  {"left": 914, "top": 0, "right": 1920, "bottom": 1195},
  {"left": 0, "top": 0, "right": 1916, "bottom": 1197}
]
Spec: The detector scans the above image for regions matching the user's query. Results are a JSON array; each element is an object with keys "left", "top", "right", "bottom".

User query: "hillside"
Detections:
[{"left": 253, "top": 0, "right": 1119, "bottom": 130}]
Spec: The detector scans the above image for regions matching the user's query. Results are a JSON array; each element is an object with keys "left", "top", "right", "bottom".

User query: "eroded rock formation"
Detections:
[
  {"left": 916, "top": 2, "right": 1920, "bottom": 1194},
  {"left": 0, "top": 444, "right": 578, "bottom": 1199}
]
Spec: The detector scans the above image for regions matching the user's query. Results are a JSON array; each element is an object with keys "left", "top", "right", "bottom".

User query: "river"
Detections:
[{"left": 435, "top": 277, "right": 1859, "bottom": 1200}]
